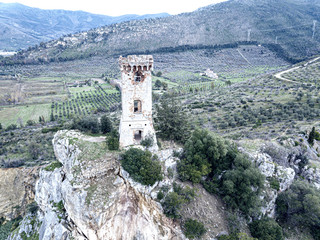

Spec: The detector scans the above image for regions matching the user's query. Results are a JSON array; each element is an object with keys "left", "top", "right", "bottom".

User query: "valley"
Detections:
[{"left": 1, "top": 0, "right": 320, "bottom": 239}]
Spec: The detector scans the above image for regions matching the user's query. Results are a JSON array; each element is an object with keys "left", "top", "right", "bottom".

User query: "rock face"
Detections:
[
  {"left": 301, "top": 166, "right": 320, "bottom": 189},
  {"left": 0, "top": 167, "right": 39, "bottom": 221},
  {"left": 8, "top": 130, "right": 183, "bottom": 240},
  {"left": 255, "top": 153, "right": 295, "bottom": 217}
]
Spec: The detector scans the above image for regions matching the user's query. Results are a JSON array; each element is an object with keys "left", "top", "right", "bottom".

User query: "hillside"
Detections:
[
  {"left": 0, "top": 2, "right": 169, "bottom": 51},
  {"left": 4, "top": 0, "right": 320, "bottom": 64}
]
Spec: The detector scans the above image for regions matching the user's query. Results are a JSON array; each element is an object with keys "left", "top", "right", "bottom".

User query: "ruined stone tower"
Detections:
[{"left": 118, "top": 55, "right": 157, "bottom": 148}]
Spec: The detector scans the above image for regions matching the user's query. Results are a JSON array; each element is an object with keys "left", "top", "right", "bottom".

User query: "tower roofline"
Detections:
[{"left": 119, "top": 55, "right": 153, "bottom": 68}]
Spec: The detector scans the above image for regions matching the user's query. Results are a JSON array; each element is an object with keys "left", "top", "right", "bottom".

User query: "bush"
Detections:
[
  {"left": 106, "top": 130, "right": 119, "bottom": 150},
  {"left": 155, "top": 94, "right": 190, "bottom": 143},
  {"left": 178, "top": 129, "right": 264, "bottom": 215},
  {"left": 217, "top": 233, "right": 257, "bottom": 240},
  {"left": 121, "top": 148, "right": 162, "bottom": 186},
  {"left": 249, "top": 218, "right": 283, "bottom": 240},
  {"left": 268, "top": 177, "right": 280, "bottom": 191},
  {"left": 183, "top": 218, "right": 206, "bottom": 239},
  {"left": 161, "top": 183, "right": 196, "bottom": 219},
  {"left": 140, "top": 134, "right": 154, "bottom": 148},
  {"left": 71, "top": 116, "right": 100, "bottom": 134},
  {"left": 178, "top": 129, "right": 228, "bottom": 183},
  {"left": 44, "top": 161, "right": 63, "bottom": 171},
  {"left": 6, "top": 124, "right": 17, "bottom": 131},
  {"left": 100, "top": 115, "right": 113, "bottom": 134},
  {"left": 26, "top": 120, "right": 35, "bottom": 126},
  {"left": 276, "top": 180, "right": 320, "bottom": 239},
  {"left": 220, "top": 153, "right": 264, "bottom": 214}
]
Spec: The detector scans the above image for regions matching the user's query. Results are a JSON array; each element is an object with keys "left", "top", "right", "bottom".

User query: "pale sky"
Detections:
[{"left": 0, "top": 0, "right": 227, "bottom": 16}]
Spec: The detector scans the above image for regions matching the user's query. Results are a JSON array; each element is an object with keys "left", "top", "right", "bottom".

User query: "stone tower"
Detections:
[{"left": 118, "top": 55, "right": 157, "bottom": 148}]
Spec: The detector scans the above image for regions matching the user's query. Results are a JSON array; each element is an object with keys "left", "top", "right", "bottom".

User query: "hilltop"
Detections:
[
  {"left": 3, "top": 0, "right": 320, "bottom": 64},
  {"left": 0, "top": 2, "right": 169, "bottom": 51}
]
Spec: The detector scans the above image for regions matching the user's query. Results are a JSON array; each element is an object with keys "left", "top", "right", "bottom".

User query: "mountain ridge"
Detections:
[
  {"left": 0, "top": 2, "right": 169, "bottom": 51},
  {"left": 2, "top": 0, "right": 320, "bottom": 64}
]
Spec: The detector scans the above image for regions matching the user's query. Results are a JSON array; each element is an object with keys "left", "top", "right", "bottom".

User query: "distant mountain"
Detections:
[
  {"left": 3, "top": 0, "right": 320, "bottom": 63},
  {"left": 0, "top": 2, "right": 169, "bottom": 51}
]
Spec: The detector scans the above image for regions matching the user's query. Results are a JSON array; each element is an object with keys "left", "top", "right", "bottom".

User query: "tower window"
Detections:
[
  {"left": 134, "top": 71, "right": 142, "bottom": 82},
  {"left": 134, "top": 130, "right": 142, "bottom": 141},
  {"left": 134, "top": 100, "right": 142, "bottom": 113}
]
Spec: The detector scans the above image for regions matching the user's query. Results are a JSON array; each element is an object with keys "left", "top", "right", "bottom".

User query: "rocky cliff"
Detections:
[
  {"left": 7, "top": 130, "right": 184, "bottom": 240},
  {"left": 0, "top": 167, "right": 39, "bottom": 221}
]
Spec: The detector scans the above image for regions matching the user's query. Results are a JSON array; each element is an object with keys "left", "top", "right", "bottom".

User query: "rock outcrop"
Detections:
[
  {"left": 8, "top": 130, "right": 184, "bottom": 240},
  {"left": 254, "top": 153, "right": 295, "bottom": 217},
  {"left": 0, "top": 167, "right": 39, "bottom": 221}
]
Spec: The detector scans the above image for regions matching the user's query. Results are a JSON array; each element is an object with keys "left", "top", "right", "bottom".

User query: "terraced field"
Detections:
[{"left": 0, "top": 44, "right": 289, "bottom": 128}]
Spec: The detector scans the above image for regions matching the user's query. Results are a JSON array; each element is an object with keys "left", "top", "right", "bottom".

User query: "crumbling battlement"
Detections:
[{"left": 119, "top": 55, "right": 153, "bottom": 72}]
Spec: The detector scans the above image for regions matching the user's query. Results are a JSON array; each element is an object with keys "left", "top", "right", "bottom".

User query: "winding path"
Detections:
[{"left": 274, "top": 56, "right": 320, "bottom": 84}]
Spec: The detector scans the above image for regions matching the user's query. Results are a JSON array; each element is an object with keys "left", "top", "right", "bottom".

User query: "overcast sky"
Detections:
[{"left": 1, "top": 0, "right": 227, "bottom": 16}]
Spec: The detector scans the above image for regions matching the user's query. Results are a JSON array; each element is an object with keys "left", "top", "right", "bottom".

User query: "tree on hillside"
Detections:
[
  {"left": 308, "top": 126, "right": 316, "bottom": 145},
  {"left": 155, "top": 94, "right": 190, "bottom": 143},
  {"left": 276, "top": 180, "right": 320, "bottom": 239},
  {"left": 100, "top": 115, "right": 113, "bottom": 134}
]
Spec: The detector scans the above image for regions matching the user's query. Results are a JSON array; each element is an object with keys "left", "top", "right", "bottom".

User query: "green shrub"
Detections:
[
  {"left": 121, "top": 148, "right": 162, "bottom": 186},
  {"left": 268, "top": 177, "right": 280, "bottom": 191},
  {"left": 178, "top": 129, "right": 264, "bottom": 215},
  {"left": 249, "top": 218, "right": 283, "bottom": 240},
  {"left": 155, "top": 94, "right": 190, "bottom": 143},
  {"left": 27, "top": 202, "right": 39, "bottom": 215},
  {"left": 100, "top": 115, "right": 113, "bottom": 134},
  {"left": 276, "top": 180, "right": 320, "bottom": 239},
  {"left": 106, "top": 130, "right": 119, "bottom": 150},
  {"left": 140, "top": 134, "right": 154, "bottom": 148},
  {"left": 220, "top": 153, "right": 264, "bottom": 214},
  {"left": 161, "top": 183, "right": 196, "bottom": 219},
  {"left": 217, "top": 233, "right": 257, "bottom": 240},
  {"left": 44, "top": 161, "right": 63, "bottom": 171},
  {"left": 183, "top": 218, "right": 206, "bottom": 239},
  {"left": 6, "top": 124, "right": 17, "bottom": 131},
  {"left": 177, "top": 129, "right": 228, "bottom": 183},
  {"left": 71, "top": 116, "right": 100, "bottom": 134}
]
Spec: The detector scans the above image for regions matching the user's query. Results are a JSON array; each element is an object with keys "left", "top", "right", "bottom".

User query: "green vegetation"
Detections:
[
  {"left": 0, "top": 216, "right": 22, "bottom": 239},
  {"left": 160, "top": 183, "right": 196, "bottom": 219},
  {"left": 121, "top": 148, "right": 162, "bottom": 186},
  {"left": 71, "top": 115, "right": 100, "bottom": 134},
  {"left": 155, "top": 94, "right": 190, "bottom": 143},
  {"left": 182, "top": 218, "right": 206, "bottom": 239},
  {"left": 100, "top": 115, "right": 113, "bottom": 134},
  {"left": 276, "top": 180, "right": 320, "bottom": 240},
  {"left": 140, "top": 134, "right": 154, "bottom": 148},
  {"left": 217, "top": 233, "right": 257, "bottom": 240},
  {"left": 44, "top": 161, "right": 63, "bottom": 171},
  {"left": 106, "top": 130, "right": 119, "bottom": 151},
  {"left": 249, "top": 218, "right": 283, "bottom": 240},
  {"left": 178, "top": 129, "right": 264, "bottom": 215},
  {"left": 0, "top": 126, "right": 57, "bottom": 168}
]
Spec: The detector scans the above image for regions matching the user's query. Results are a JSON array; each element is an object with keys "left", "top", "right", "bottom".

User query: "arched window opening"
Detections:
[{"left": 134, "top": 100, "right": 142, "bottom": 113}]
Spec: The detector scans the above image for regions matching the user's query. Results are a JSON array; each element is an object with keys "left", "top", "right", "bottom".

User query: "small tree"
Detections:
[
  {"left": 106, "top": 130, "right": 119, "bottom": 150},
  {"left": 28, "top": 142, "right": 40, "bottom": 160},
  {"left": 155, "top": 79, "right": 162, "bottom": 89},
  {"left": 155, "top": 94, "right": 190, "bottom": 143},
  {"left": 308, "top": 126, "right": 316, "bottom": 145},
  {"left": 100, "top": 115, "right": 113, "bottom": 134},
  {"left": 249, "top": 218, "right": 283, "bottom": 240},
  {"left": 183, "top": 219, "right": 206, "bottom": 239},
  {"left": 121, "top": 148, "right": 162, "bottom": 186}
]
